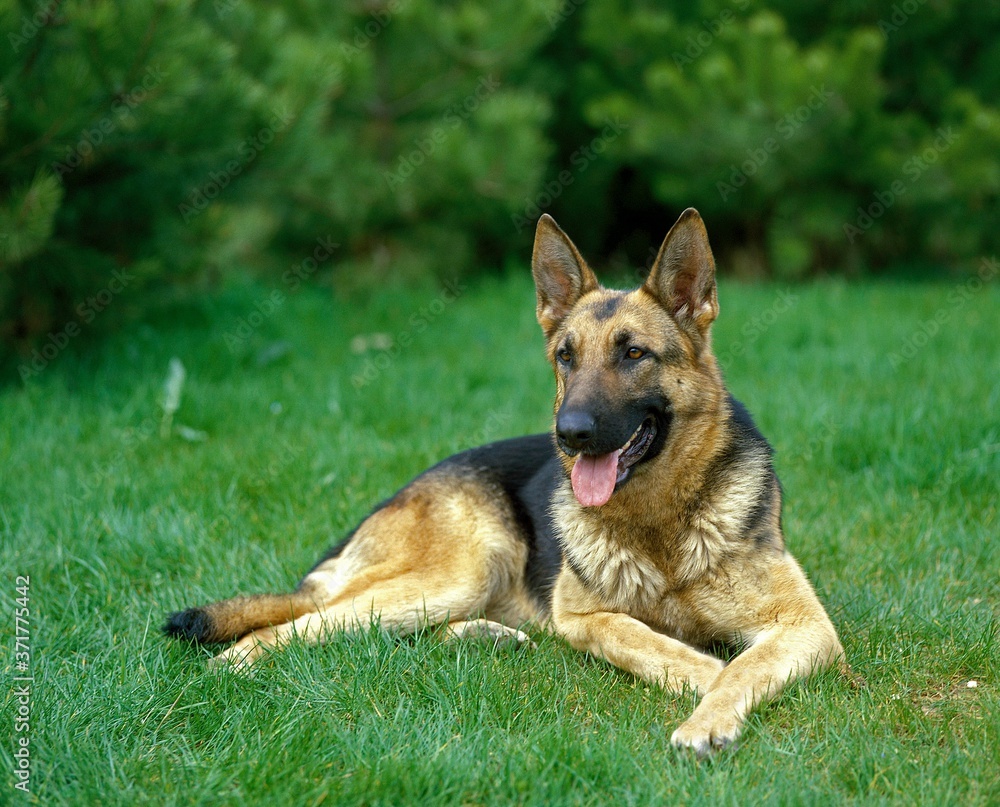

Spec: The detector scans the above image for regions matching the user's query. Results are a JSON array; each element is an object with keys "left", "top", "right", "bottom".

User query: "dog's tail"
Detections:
[{"left": 163, "top": 591, "right": 320, "bottom": 644}]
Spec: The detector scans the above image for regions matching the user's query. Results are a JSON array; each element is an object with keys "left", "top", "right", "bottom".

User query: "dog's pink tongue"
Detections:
[{"left": 571, "top": 451, "right": 620, "bottom": 507}]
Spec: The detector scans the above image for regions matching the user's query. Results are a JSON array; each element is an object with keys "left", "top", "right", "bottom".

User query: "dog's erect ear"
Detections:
[
  {"left": 532, "top": 214, "right": 599, "bottom": 339},
  {"left": 644, "top": 208, "right": 719, "bottom": 336}
]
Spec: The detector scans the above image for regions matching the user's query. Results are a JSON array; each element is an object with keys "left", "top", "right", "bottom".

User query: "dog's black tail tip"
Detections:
[{"left": 163, "top": 608, "right": 213, "bottom": 643}]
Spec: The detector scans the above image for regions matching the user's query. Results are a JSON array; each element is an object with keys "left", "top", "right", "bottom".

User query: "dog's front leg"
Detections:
[
  {"left": 551, "top": 571, "right": 724, "bottom": 696},
  {"left": 670, "top": 616, "right": 843, "bottom": 756}
]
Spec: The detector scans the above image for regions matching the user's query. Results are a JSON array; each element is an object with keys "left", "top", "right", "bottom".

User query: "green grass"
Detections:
[{"left": 1, "top": 272, "right": 998, "bottom": 806}]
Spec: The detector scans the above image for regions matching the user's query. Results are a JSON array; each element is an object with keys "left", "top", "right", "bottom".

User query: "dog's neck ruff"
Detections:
[{"left": 553, "top": 483, "right": 667, "bottom": 611}]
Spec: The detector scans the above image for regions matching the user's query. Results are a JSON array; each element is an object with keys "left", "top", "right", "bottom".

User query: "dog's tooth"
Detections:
[{"left": 621, "top": 420, "right": 645, "bottom": 455}]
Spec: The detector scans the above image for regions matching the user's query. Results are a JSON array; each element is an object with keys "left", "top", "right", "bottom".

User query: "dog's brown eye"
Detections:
[
  {"left": 627, "top": 347, "right": 646, "bottom": 360},
  {"left": 557, "top": 348, "right": 572, "bottom": 364}
]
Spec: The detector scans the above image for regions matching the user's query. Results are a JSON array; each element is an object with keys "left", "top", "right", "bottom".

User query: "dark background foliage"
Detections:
[{"left": 1, "top": 0, "right": 998, "bottom": 354}]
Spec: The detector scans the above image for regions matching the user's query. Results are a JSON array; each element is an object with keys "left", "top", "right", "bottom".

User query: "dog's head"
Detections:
[{"left": 532, "top": 209, "right": 724, "bottom": 507}]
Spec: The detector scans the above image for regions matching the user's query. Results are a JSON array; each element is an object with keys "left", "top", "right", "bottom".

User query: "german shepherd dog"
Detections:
[{"left": 165, "top": 209, "right": 843, "bottom": 755}]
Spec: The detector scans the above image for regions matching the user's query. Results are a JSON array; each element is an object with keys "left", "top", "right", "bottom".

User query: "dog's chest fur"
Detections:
[
  {"left": 552, "top": 484, "right": 683, "bottom": 610},
  {"left": 552, "top": 481, "right": 752, "bottom": 637}
]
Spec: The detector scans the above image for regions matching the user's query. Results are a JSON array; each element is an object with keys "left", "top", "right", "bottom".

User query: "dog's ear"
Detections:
[
  {"left": 532, "top": 214, "right": 599, "bottom": 339},
  {"left": 644, "top": 208, "right": 719, "bottom": 336}
]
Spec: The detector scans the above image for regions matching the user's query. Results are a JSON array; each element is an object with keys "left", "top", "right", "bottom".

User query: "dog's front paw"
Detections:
[{"left": 670, "top": 710, "right": 743, "bottom": 757}]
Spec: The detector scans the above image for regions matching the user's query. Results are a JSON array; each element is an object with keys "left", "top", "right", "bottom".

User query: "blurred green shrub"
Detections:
[
  {"left": 0, "top": 0, "right": 556, "bottom": 359},
  {"left": 0, "top": 0, "right": 283, "bottom": 350},
  {"left": 1, "top": 0, "right": 998, "bottom": 361},
  {"left": 575, "top": 0, "right": 1000, "bottom": 277}
]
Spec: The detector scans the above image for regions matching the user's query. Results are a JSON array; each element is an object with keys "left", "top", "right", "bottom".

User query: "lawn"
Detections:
[{"left": 1, "top": 270, "right": 998, "bottom": 805}]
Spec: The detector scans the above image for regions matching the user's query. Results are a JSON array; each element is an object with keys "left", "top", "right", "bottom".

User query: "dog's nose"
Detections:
[{"left": 557, "top": 409, "right": 596, "bottom": 453}]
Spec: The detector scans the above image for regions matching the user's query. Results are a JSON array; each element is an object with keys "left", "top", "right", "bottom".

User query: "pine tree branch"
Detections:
[
  {"left": 122, "top": 3, "right": 165, "bottom": 96},
  {"left": 18, "top": 0, "right": 65, "bottom": 78}
]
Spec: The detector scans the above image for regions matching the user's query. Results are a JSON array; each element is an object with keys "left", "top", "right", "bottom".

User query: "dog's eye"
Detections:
[
  {"left": 626, "top": 347, "right": 646, "bottom": 360},
  {"left": 557, "top": 348, "right": 572, "bottom": 365}
]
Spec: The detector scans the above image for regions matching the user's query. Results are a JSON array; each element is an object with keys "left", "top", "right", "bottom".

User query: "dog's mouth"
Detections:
[{"left": 570, "top": 417, "right": 657, "bottom": 508}]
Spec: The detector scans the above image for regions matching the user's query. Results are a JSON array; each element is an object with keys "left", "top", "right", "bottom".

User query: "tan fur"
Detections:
[
  {"left": 167, "top": 208, "right": 842, "bottom": 757},
  {"left": 201, "top": 471, "right": 545, "bottom": 670},
  {"left": 192, "top": 593, "right": 321, "bottom": 644}
]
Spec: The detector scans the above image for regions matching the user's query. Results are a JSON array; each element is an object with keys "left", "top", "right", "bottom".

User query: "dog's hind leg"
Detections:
[
  {"left": 208, "top": 472, "right": 539, "bottom": 669},
  {"left": 209, "top": 568, "right": 526, "bottom": 669}
]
